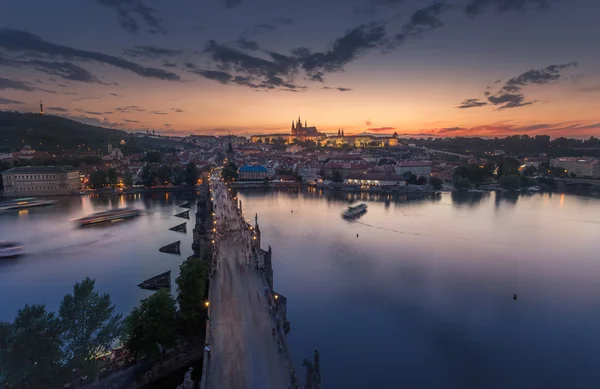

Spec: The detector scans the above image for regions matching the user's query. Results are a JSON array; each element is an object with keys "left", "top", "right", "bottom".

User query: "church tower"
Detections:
[{"left": 39, "top": 100, "right": 44, "bottom": 115}]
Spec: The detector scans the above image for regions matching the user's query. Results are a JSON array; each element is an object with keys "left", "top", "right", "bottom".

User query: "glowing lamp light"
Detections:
[
  {"left": 204, "top": 301, "right": 210, "bottom": 307},
  {"left": 253, "top": 236, "right": 257, "bottom": 240},
  {"left": 274, "top": 294, "right": 279, "bottom": 300}
]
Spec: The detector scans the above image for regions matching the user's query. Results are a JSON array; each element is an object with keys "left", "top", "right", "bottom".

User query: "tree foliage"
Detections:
[
  {"left": 172, "top": 164, "right": 186, "bottom": 185},
  {"left": 107, "top": 168, "right": 118, "bottom": 186},
  {"left": 123, "top": 171, "right": 134, "bottom": 187},
  {"left": 185, "top": 162, "right": 199, "bottom": 186},
  {"left": 59, "top": 278, "right": 122, "bottom": 379},
  {"left": 139, "top": 165, "right": 154, "bottom": 187},
  {"left": 143, "top": 151, "right": 162, "bottom": 163},
  {"left": 89, "top": 170, "right": 107, "bottom": 189},
  {"left": 499, "top": 175, "right": 522, "bottom": 191},
  {"left": 331, "top": 170, "right": 343, "bottom": 183},
  {"left": 176, "top": 257, "right": 208, "bottom": 335},
  {"left": 0, "top": 305, "right": 64, "bottom": 389},
  {"left": 156, "top": 165, "right": 173, "bottom": 184},
  {"left": 453, "top": 176, "right": 471, "bottom": 190},
  {"left": 221, "top": 161, "right": 238, "bottom": 182},
  {"left": 429, "top": 176, "right": 443, "bottom": 190},
  {"left": 122, "top": 289, "right": 177, "bottom": 359}
]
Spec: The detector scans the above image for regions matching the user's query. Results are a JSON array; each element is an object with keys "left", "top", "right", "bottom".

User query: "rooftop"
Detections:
[
  {"left": 239, "top": 165, "right": 268, "bottom": 173},
  {"left": 3, "top": 166, "right": 71, "bottom": 174}
]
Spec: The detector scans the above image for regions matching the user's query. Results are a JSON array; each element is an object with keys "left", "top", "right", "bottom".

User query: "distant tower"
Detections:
[
  {"left": 305, "top": 120, "right": 307, "bottom": 128},
  {"left": 108, "top": 143, "right": 113, "bottom": 154},
  {"left": 39, "top": 100, "right": 44, "bottom": 115},
  {"left": 291, "top": 120, "right": 295, "bottom": 135},
  {"left": 337, "top": 129, "right": 340, "bottom": 136},
  {"left": 341, "top": 129, "right": 344, "bottom": 137}
]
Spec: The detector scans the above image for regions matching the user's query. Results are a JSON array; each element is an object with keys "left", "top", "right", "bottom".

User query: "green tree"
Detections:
[
  {"left": 58, "top": 278, "right": 122, "bottom": 381},
  {"left": 416, "top": 175, "right": 428, "bottom": 185},
  {"left": 122, "top": 289, "right": 177, "bottom": 359},
  {"left": 88, "top": 170, "right": 107, "bottom": 189},
  {"left": 406, "top": 174, "right": 419, "bottom": 185},
  {"left": 522, "top": 166, "right": 537, "bottom": 177},
  {"left": 123, "top": 171, "right": 134, "bottom": 187},
  {"left": 429, "top": 176, "right": 443, "bottom": 190},
  {"left": 156, "top": 165, "right": 173, "bottom": 185},
  {"left": 499, "top": 175, "right": 522, "bottom": 191},
  {"left": 0, "top": 305, "right": 64, "bottom": 389},
  {"left": 0, "top": 160, "right": 12, "bottom": 191},
  {"left": 139, "top": 165, "right": 154, "bottom": 187},
  {"left": 172, "top": 164, "right": 186, "bottom": 185},
  {"left": 221, "top": 161, "right": 238, "bottom": 182},
  {"left": 185, "top": 162, "right": 199, "bottom": 186},
  {"left": 143, "top": 151, "right": 162, "bottom": 163},
  {"left": 453, "top": 176, "right": 471, "bottom": 190},
  {"left": 331, "top": 170, "right": 343, "bottom": 183},
  {"left": 107, "top": 168, "right": 118, "bottom": 186},
  {"left": 176, "top": 257, "right": 208, "bottom": 335}
]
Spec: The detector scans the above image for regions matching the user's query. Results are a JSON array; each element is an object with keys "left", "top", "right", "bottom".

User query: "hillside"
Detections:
[{"left": 0, "top": 111, "right": 183, "bottom": 154}]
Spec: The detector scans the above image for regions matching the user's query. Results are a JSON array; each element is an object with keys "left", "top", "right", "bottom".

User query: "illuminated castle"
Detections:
[{"left": 291, "top": 116, "right": 321, "bottom": 139}]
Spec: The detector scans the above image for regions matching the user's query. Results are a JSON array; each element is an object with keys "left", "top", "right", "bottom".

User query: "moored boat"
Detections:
[
  {"left": 0, "top": 241, "right": 24, "bottom": 258},
  {"left": 76, "top": 207, "right": 141, "bottom": 227},
  {"left": 0, "top": 197, "right": 56, "bottom": 211},
  {"left": 342, "top": 203, "right": 368, "bottom": 219}
]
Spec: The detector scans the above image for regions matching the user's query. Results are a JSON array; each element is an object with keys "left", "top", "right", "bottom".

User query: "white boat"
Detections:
[
  {"left": 0, "top": 197, "right": 56, "bottom": 211},
  {"left": 0, "top": 241, "right": 24, "bottom": 258},
  {"left": 342, "top": 203, "right": 368, "bottom": 219},
  {"left": 76, "top": 207, "right": 141, "bottom": 227}
]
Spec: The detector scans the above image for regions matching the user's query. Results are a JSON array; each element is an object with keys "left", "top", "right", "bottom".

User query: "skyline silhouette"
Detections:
[{"left": 0, "top": 0, "right": 598, "bottom": 137}]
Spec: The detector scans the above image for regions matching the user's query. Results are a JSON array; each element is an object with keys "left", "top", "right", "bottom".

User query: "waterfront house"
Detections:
[
  {"left": 2, "top": 166, "right": 81, "bottom": 197},
  {"left": 239, "top": 165, "right": 268, "bottom": 180}
]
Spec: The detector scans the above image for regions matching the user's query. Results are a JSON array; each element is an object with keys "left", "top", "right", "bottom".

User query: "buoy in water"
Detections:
[{"left": 513, "top": 294, "right": 517, "bottom": 300}]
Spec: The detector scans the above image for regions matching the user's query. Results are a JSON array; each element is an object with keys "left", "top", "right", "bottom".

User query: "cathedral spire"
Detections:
[{"left": 39, "top": 100, "right": 44, "bottom": 115}]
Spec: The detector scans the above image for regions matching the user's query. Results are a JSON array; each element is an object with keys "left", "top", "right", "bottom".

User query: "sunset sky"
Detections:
[{"left": 1, "top": 0, "right": 599, "bottom": 137}]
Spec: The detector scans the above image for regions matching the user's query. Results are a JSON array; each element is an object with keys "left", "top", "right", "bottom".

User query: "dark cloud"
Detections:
[
  {"left": 149, "top": 110, "right": 168, "bottom": 115},
  {"left": 163, "top": 61, "right": 177, "bottom": 68},
  {"left": 0, "top": 77, "right": 34, "bottom": 91},
  {"left": 251, "top": 24, "right": 277, "bottom": 34},
  {"left": 487, "top": 93, "right": 533, "bottom": 109},
  {"left": 93, "top": 0, "right": 165, "bottom": 34},
  {"left": 0, "top": 28, "right": 180, "bottom": 81},
  {"left": 29, "top": 60, "right": 101, "bottom": 83},
  {"left": 200, "top": 41, "right": 304, "bottom": 90},
  {"left": 122, "top": 119, "right": 139, "bottom": 123},
  {"left": 47, "top": 107, "right": 68, "bottom": 112},
  {"left": 322, "top": 86, "right": 353, "bottom": 92},
  {"left": 171, "top": 108, "right": 184, "bottom": 113},
  {"left": 123, "top": 45, "right": 182, "bottom": 58},
  {"left": 501, "top": 62, "right": 577, "bottom": 93},
  {"left": 459, "top": 62, "right": 577, "bottom": 110},
  {"left": 366, "top": 120, "right": 372, "bottom": 126},
  {"left": 403, "top": 2, "right": 450, "bottom": 37},
  {"left": 116, "top": 105, "right": 145, "bottom": 112},
  {"left": 368, "top": 127, "right": 396, "bottom": 132},
  {"left": 164, "top": 124, "right": 171, "bottom": 127},
  {"left": 299, "top": 22, "right": 388, "bottom": 78},
  {"left": 73, "top": 96, "right": 100, "bottom": 101},
  {"left": 457, "top": 98, "right": 488, "bottom": 108},
  {"left": 84, "top": 111, "right": 103, "bottom": 115},
  {"left": 236, "top": 38, "right": 260, "bottom": 51},
  {"left": 0, "top": 97, "right": 24, "bottom": 105},
  {"left": 110, "top": 93, "right": 122, "bottom": 97},
  {"left": 195, "top": 69, "right": 233, "bottom": 84},
  {"left": 465, "top": 0, "right": 552, "bottom": 16}
]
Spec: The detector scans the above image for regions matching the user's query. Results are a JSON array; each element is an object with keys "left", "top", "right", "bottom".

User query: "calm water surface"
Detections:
[{"left": 1, "top": 190, "right": 600, "bottom": 389}]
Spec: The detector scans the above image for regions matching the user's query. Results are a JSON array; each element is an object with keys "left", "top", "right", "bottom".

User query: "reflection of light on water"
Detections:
[
  {"left": 560, "top": 193, "right": 565, "bottom": 208},
  {"left": 18, "top": 209, "right": 28, "bottom": 217},
  {"left": 119, "top": 195, "right": 125, "bottom": 208}
]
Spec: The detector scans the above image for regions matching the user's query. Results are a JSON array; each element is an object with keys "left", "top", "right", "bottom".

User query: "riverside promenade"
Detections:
[{"left": 203, "top": 171, "right": 296, "bottom": 389}]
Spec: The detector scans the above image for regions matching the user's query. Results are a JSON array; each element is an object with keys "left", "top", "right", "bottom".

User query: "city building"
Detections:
[
  {"left": 550, "top": 157, "right": 600, "bottom": 178},
  {"left": 344, "top": 173, "right": 404, "bottom": 187},
  {"left": 320, "top": 131, "right": 399, "bottom": 148},
  {"left": 238, "top": 165, "right": 268, "bottom": 180},
  {"left": 2, "top": 166, "right": 81, "bottom": 196},
  {"left": 394, "top": 161, "right": 432, "bottom": 176}
]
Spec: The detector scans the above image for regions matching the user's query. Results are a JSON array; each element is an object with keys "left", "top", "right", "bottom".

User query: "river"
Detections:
[{"left": 1, "top": 190, "right": 600, "bottom": 388}]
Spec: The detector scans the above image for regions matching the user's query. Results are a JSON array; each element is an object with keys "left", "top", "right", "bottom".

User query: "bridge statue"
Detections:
[{"left": 176, "top": 367, "right": 194, "bottom": 389}]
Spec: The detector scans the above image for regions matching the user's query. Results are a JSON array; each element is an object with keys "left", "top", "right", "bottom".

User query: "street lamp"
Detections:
[{"left": 204, "top": 301, "right": 210, "bottom": 308}]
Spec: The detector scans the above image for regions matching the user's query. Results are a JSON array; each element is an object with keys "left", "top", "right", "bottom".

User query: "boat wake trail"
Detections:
[
  {"left": 354, "top": 221, "right": 432, "bottom": 237},
  {"left": 27, "top": 237, "right": 107, "bottom": 256}
]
